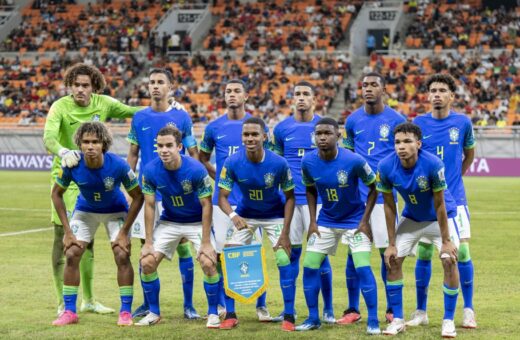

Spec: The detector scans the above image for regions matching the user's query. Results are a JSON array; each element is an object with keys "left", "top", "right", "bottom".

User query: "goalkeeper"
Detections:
[{"left": 43, "top": 63, "right": 141, "bottom": 316}]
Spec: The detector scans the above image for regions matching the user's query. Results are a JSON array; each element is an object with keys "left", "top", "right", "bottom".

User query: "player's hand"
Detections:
[
  {"left": 63, "top": 232, "right": 82, "bottom": 252},
  {"left": 231, "top": 214, "right": 249, "bottom": 231},
  {"left": 140, "top": 242, "right": 154, "bottom": 259},
  {"left": 355, "top": 221, "right": 373, "bottom": 242},
  {"left": 440, "top": 241, "right": 458, "bottom": 264},
  {"left": 197, "top": 241, "right": 217, "bottom": 265},
  {"left": 58, "top": 148, "right": 81, "bottom": 168},
  {"left": 384, "top": 245, "right": 398, "bottom": 270},
  {"left": 307, "top": 222, "right": 320, "bottom": 240},
  {"left": 275, "top": 233, "right": 291, "bottom": 257},
  {"left": 112, "top": 231, "right": 131, "bottom": 255}
]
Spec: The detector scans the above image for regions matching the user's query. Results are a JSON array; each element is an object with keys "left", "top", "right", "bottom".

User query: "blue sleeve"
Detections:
[
  {"left": 127, "top": 120, "right": 138, "bottom": 145},
  {"left": 343, "top": 117, "right": 355, "bottom": 149},
  {"left": 376, "top": 162, "right": 393, "bottom": 193},
  {"left": 141, "top": 166, "right": 156, "bottom": 196},
  {"left": 264, "top": 124, "right": 272, "bottom": 150},
  {"left": 301, "top": 160, "right": 314, "bottom": 186},
  {"left": 120, "top": 161, "right": 139, "bottom": 191},
  {"left": 199, "top": 123, "right": 214, "bottom": 153},
  {"left": 181, "top": 113, "right": 197, "bottom": 149},
  {"left": 430, "top": 158, "right": 448, "bottom": 192},
  {"left": 55, "top": 166, "right": 72, "bottom": 189},
  {"left": 217, "top": 158, "right": 235, "bottom": 191},
  {"left": 194, "top": 167, "right": 213, "bottom": 198},
  {"left": 280, "top": 161, "right": 295, "bottom": 192},
  {"left": 463, "top": 118, "right": 476, "bottom": 149},
  {"left": 272, "top": 124, "right": 284, "bottom": 155},
  {"left": 355, "top": 156, "right": 376, "bottom": 186}
]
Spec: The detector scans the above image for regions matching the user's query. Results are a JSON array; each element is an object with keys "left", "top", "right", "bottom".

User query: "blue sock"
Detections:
[
  {"left": 387, "top": 280, "right": 403, "bottom": 319},
  {"left": 357, "top": 266, "right": 379, "bottom": 325},
  {"left": 63, "top": 285, "right": 78, "bottom": 313},
  {"left": 256, "top": 291, "right": 267, "bottom": 308},
  {"left": 443, "top": 284, "right": 459, "bottom": 320},
  {"left": 138, "top": 265, "right": 149, "bottom": 309},
  {"left": 346, "top": 254, "right": 360, "bottom": 311},
  {"left": 141, "top": 272, "right": 161, "bottom": 315},
  {"left": 290, "top": 245, "right": 302, "bottom": 283},
  {"left": 179, "top": 257, "right": 194, "bottom": 309},
  {"left": 303, "top": 267, "right": 320, "bottom": 321},
  {"left": 320, "top": 256, "right": 333, "bottom": 312},
  {"left": 279, "top": 264, "right": 295, "bottom": 315},
  {"left": 379, "top": 253, "right": 390, "bottom": 311},
  {"left": 225, "top": 294, "right": 235, "bottom": 313},
  {"left": 458, "top": 260, "right": 474, "bottom": 309},
  {"left": 216, "top": 261, "right": 226, "bottom": 308},
  {"left": 415, "top": 259, "right": 432, "bottom": 311},
  {"left": 204, "top": 275, "right": 220, "bottom": 315},
  {"left": 119, "top": 286, "right": 133, "bottom": 313}
]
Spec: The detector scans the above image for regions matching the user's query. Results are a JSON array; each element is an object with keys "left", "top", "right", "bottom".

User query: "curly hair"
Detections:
[
  {"left": 64, "top": 63, "right": 106, "bottom": 93},
  {"left": 426, "top": 73, "right": 456, "bottom": 92},
  {"left": 74, "top": 122, "right": 113, "bottom": 153},
  {"left": 394, "top": 122, "right": 422, "bottom": 140}
]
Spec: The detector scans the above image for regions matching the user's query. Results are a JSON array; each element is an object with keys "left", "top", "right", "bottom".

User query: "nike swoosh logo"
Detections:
[
  {"left": 77, "top": 182, "right": 88, "bottom": 185},
  {"left": 423, "top": 135, "right": 432, "bottom": 139},
  {"left": 393, "top": 183, "right": 401, "bottom": 187},
  {"left": 362, "top": 288, "right": 374, "bottom": 293},
  {"left": 70, "top": 121, "right": 79, "bottom": 125},
  {"left": 285, "top": 137, "right": 295, "bottom": 141},
  {"left": 355, "top": 130, "right": 365, "bottom": 135},
  {"left": 313, "top": 177, "right": 321, "bottom": 181},
  {"left": 238, "top": 179, "right": 248, "bottom": 182},
  {"left": 142, "top": 127, "right": 152, "bottom": 131},
  {"left": 463, "top": 280, "right": 473, "bottom": 285},
  {"left": 157, "top": 185, "right": 167, "bottom": 189},
  {"left": 217, "top": 135, "right": 226, "bottom": 139}
]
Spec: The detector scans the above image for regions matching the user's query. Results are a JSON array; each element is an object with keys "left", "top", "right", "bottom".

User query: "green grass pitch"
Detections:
[{"left": 0, "top": 171, "right": 519, "bottom": 339}]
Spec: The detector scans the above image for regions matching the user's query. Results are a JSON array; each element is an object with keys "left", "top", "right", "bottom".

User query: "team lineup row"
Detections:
[{"left": 43, "top": 64, "right": 476, "bottom": 337}]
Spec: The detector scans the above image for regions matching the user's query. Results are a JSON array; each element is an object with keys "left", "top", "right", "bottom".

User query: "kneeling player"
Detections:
[
  {"left": 378, "top": 123, "right": 460, "bottom": 338},
  {"left": 51, "top": 122, "right": 144, "bottom": 326},
  {"left": 218, "top": 117, "right": 296, "bottom": 331},
  {"left": 136, "top": 126, "right": 220, "bottom": 328},
  {"left": 298, "top": 118, "right": 380, "bottom": 334}
]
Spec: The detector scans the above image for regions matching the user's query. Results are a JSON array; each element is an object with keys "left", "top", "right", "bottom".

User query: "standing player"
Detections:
[
  {"left": 136, "top": 126, "right": 220, "bottom": 328},
  {"left": 272, "top": 81, "right": 335, "bottom": 323},
  {"left": 217, "top": 117, "right": 296, "bottom": 331},
  {"left": 378, "top": 122, "right": 460, "bottom": 338},
  {"left": 127, "top": 68, "right": 200, "bottom": 319},
  {"left": 51, "top": 122, "right": 144, "bottom": 326},
  {"left": 298, "top": 118, "right": 380, "bottom": 334},
  {"left": 199, "top": 79, "right": 270, "bottom": 321},
  {"left": 409, "top": 74, "right": 476, "bottom": 328},
  {"left": 341, "top": 72, "right": 406, "bottom": 323},
  {"left": 43, "top": 63, "right": 141, "bottom": 316}
]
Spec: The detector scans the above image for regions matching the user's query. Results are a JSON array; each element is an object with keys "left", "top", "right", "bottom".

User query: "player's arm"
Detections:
[
  {"left": 113, "top": 186, "right": 144, "bottom": 254},
  {"left": 187, "top": 145, "right": 200, "bottom": 161},
  {"left": 217, "top": 163, "right": 248, "bottom": 230},
  {"left": 357, "top": 182, "right": 377, "bottom": 239},
  {"left": 462, "top": 119, "right": 476, "bottom": 175},
  {"left": 43, "top": 104, "right": 80, "bottom": 167},
  {"left": 276, "top": 188, "right": 295, "bottom": 255},
  {"left": 462, "top": 146, "right": 475, "bottom": 175},
  {"left": 199, "top": 150, "right": 216, "bottom": 179},
  {"left": 51, "top": 183, "right": 82, "bottom": 250},
  {"left": 126, "top": 124, "right": 140, "bottom": 171},
  {"left": 108, "top": 97, "right": 142, "bottom": 119},
  {"left": 141, "top": 192, "right": 156, "bottom": 258},
  {"left": 198, "top": 196, "right": 217, "bottom": 264},
  {"left": 382, "top": 191, "right": 397, "bottom": 268},
  {"left": 433, "top": 190, "right": 457, "bottom": 263},
  {"left": 302, "top": 164, "right": 319, "bottom": 238}
]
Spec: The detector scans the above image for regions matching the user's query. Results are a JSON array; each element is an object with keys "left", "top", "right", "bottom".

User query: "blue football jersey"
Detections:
[
  {"left": 301, "top": 148, "right": 376, "bottom": 229},
  {"left": 377, "top": 150, "right": 457, "bottom": 222},
  {"left": 56, "top": 153, "right": 138, "bottom": 214},
  {"left": 343, "top": 105, "right": 406, "bottom": 203},
  {"left": 127, "top": 106, "right": 197, "bottom": 187},
  {"left": 218, "top": 149, "right": 294, "bottom": 219},
  {"left": 200, "top": 112, "right": 270, "bottom": 205},
  {"left": 142, "top": 155, "right": 213, "bottom": 223},
  {"left": 273, "top": 114, "right": 322, "bottom": 205},
  {"left": 413, "top": 111, "right": 475, "bottom": 206}
]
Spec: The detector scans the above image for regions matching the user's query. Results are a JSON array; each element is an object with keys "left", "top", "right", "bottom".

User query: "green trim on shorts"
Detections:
[{"left": 141, "top": 271, "right": 159, "bottom": 282}]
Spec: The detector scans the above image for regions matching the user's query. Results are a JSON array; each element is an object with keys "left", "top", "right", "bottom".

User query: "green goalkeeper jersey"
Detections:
[{"left": 43, "top": 94, "right": 140, "bottom": 174}]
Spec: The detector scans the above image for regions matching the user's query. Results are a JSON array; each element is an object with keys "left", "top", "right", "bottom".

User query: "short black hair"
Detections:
[
  {"left": 394, "top": 122, "right": 422, "bottom": 140},
  {"left": 426, "top": 73, "right": 456, "bottom": 92},
  {"left": 362, "top": 72, "right": 386, "bottom": 86},
  {"left": 157, "top": 125, "right": 182, "bottom": 145},
  {"left": 243, "top": 117, "right": 266, "bottom": 130},
  {"left": 294, "top": 81, "right": 315, "bottom": 94},
  {"left": 316, "top": 117, "right": 339, "bottom": 129},
  {"left": 149, "top": 68, "right": 174, "bottom": 83},
  {"left": 226, "top": 79, "right": 247, "bottom": 91}
]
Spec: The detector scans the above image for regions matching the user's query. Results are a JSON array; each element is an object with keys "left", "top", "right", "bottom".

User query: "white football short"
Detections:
[
  {"left": 227, "top": 217, "right": 284, "bottom": 248},
  {"left": 307, "top": 226, "right": 372, "bottom": 256},
  {"left": 69, "top": 210, "right": 127, "bottom": 243},
  {"left": 416, "top": 205, "right": 469, "bottom": 247},
  {"left": 289, "top": 204, "right": 322, "bottom": 245},
  {"left": 213, "top": 205, "right": 262, "bottom": 252},
  {"left": 396, "top": 216, "right": 460, "bottom": 258},
  {"left": 130, "top": 202, "right": 164, "bottom": 239},
  {"left": 152, "top": 220, "right": 216, "bottom": 260}
]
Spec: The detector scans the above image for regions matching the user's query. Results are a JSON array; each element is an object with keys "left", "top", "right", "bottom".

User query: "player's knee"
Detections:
[
  {"left": 64, "top": 248, "right": 82, "bottom": 266},
  {"left": 418, "top": 242, "right": 434, "bottom": 260},
  {"left": 441, "top": 257, "right": 457, "bottom": 272},
  {"left": 275, "top": 249, "right": 290, "bottom": 267},
  {"left": 303, "top": 251, "right": 325, "bottom": 269},
  {"left": 113, "top": 248, "right": 131, "bottom": 266},
  {"left": 140, "top": 256, "right": 157, "bottom": 274},
  {"left": 458, "top": 242, "right": 471, "bottom": 262}
]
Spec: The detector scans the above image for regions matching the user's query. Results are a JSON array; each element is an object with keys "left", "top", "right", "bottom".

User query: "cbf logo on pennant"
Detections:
[{"left": 221, "top": 244, "right": 268, "bottom": 304}]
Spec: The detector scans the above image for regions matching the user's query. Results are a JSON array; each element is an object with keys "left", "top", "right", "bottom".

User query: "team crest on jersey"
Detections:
[
  {"left": 239, "top": 262, "right": 249, "bottom": 275},
  {"left": 449, "top": 127, "right": 459, "bottom": 144},
  {"left": 337, "top": 170, "right": 349, "bottom": 187},
  {"left": 103, "top": 177, "right": 115, "bottom": 191},
  {"left": 379, "top": 124, "right": 390, "bottom": 141},
  {"left": 416, "top": 176, "right": 430, "bottom": 192},
  {"left": 264, "top": 173, "right": 275, "bottom": 188},
  {"left": 181, "top": 179, "right": 193, "bottom": 194}
]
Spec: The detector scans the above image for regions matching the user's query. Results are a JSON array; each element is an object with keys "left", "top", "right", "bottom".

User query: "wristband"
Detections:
[{"left": 228, "top": 211, "right": 237, "bottom": 219}]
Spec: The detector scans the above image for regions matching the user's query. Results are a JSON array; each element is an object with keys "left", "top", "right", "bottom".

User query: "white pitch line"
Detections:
[
  {"left": 0, "top": 207, "right": 49, "bottom": 212},
  {"left": 0, "top": 227, "right": 53, "bottom": 237}
]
